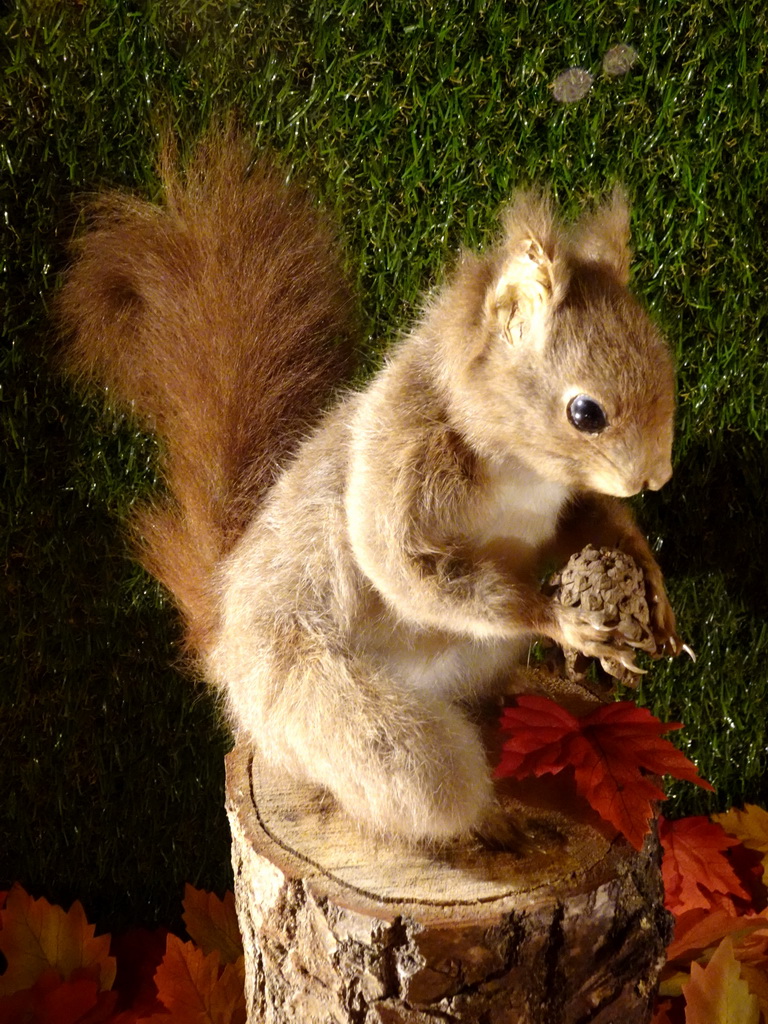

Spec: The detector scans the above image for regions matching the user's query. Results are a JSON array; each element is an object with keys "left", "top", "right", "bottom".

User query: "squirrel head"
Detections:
[{"left": 437, "top": 188, "right": 675, "bottom": 498}]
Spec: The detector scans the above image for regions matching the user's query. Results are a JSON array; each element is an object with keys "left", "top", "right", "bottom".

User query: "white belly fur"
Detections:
[
  {"left": 367, "top": 459, "right": 568, "bottom": 700},
  {"left": 474, "top": 457, "right": 570, "bottom": 550}
]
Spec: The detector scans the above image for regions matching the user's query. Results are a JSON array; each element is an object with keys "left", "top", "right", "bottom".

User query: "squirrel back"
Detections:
[{"left": 57, "top": 133, "right": 357, "bottom": 653}]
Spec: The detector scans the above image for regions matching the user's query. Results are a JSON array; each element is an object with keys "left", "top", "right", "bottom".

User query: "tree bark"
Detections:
[{"left": 225, "top": 722, "right": 672, "bottom": 1024}]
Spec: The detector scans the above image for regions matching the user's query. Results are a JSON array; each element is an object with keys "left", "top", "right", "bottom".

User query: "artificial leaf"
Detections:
[
  {"left": 111, "top": 926, "right": 168, "bottom": 1017},
  {"left": 146, "top": 934, "right": 245, "bottom": 1024},
  {"left": 0, "top": 966, "right": 118, "bottom": 1024},
  {"left": 651, "top": 1000, "right": 671, "bottom": 1023},
  {"left": 726, "top": 838, "right": 768, "bottom": 913},
  {"left": 714, "top": 805, "right": 768, "bottom": 883},
  {"left": 652, "top": 997, "right": 681, "bottom": 1024},
  {"left": 682, "top": 936, "right": 759, "bottom": 1024},
  {"left": 739, "top": 963, "right": 768, "bottom": 1024},
  {"left": 659, "top": 971, "right": 692, "bottom": 999},
  {"left": 496, "top": 697, "right": 712, "bottom": 849},
  {"left": 0, "top": 884, "right": 116, "bottom": 996},
  {"left": 182, "top": 888, "right": 242, "bottom": 965},
  {"left": 737, "top": 926, "right": 768, "bottom": 978},
  {"left": 659, "top": 816, "right": 749, "bottom": 915},
  {"left": 665, "top": 908, "right": 768, "bottom": 968}
]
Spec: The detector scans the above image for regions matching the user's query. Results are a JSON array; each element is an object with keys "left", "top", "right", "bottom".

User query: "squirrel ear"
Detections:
[
  {"left": 571, "top": 186, "right": 632, "bottom": 284},
  {"left": 488, "top": 239, "right": 554, "bottom": 345},
  {"left": 487, "top": 192, "right": 565, "bottom": 346}
]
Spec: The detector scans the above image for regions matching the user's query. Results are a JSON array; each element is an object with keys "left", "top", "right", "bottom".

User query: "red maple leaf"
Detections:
[
  {"left": 496, "top": 697, "right": 713, "bottom": 850},
  {"left": 110, "top": 926, "right": 168, "bottom": 1017},
  {"left": 652, "top": 997, "right": 683, "bottom": 1024},
  {"left": 0, "top": 967, "right": 118, "bottom": 1024},
  {"left": 659, "top": 815, "right": 751, "bottom": 915}
]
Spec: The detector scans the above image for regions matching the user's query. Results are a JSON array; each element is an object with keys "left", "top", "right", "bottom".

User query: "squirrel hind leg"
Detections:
[
  {"left": 219, "top": 635, "right": 498, "bottom": 844},
  {"left": 352, "top": 701, "right": 496, "bottom": 844}
]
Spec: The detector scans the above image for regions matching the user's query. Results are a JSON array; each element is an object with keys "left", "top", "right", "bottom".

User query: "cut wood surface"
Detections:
[{"left": 226, "top": 715, "right": 672, "bottom": 1024}]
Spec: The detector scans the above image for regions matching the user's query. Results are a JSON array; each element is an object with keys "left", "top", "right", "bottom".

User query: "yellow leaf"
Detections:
[
  {"left": 659, "top": 970, "right": 690, "bottom": 998},
  {"left": 713, "top": 804, "right": 768, "bottom": 881},
  {"left": 682, "top": 936, "right": 760, "bottom": 1024},
  {"left": 182, "top": 886, "right": 242, "bottom": 965},
  {"left": 0, "top": 883, "right": 116, "bottom": 996}
]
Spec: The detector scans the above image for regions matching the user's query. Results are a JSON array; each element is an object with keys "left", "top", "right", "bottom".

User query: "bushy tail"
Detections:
[{"left": 57, "top": 131, "right": 358, "bottom": 654}]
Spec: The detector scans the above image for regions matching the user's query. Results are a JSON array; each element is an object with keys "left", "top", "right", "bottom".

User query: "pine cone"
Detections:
[{"left": 547, "top": 545, "right": 657, "bottom": 687}]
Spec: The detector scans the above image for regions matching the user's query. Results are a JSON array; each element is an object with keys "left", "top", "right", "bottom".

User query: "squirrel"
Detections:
[{"left": 58, "top": 131, "right": 680, "bottom": 846}]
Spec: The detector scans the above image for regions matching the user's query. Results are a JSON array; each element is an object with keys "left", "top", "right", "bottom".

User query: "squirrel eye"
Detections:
[{"left": 567, "top": 394, "right": 607, "bottom": 433}]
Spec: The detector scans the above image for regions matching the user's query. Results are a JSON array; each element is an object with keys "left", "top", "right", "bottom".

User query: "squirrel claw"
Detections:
[
  {"left": 583, "top": 613, "right": 614, "bottom": 633},
  {"left": 654, "top": 632, "right": 693, "bottom": 660},
  {"left": 606, "top": 648, "right": 647, "bottom": 675},
  {"left": 625, "top": 636, "right": 655, "bottom": 651}
]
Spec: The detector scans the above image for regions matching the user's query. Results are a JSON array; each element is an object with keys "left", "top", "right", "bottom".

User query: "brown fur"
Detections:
[
  {"left": 58, "top": 142, "right": 678, "bottom": 844},
  {"left": 57, "top": 132, "right": 357, "bottom": 651},
  {"left": 205, "top": 183, "right": 678, "bottom": 843}
]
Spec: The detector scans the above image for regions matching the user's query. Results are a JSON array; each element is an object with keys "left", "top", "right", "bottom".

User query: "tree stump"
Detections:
[{"left": 225, "top": 708, "right": 672, "bottom": 1024}]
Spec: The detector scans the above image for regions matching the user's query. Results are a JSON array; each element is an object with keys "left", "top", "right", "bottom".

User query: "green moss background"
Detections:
[{"left": 2, "top": 0, "right": 766, "bottom": 929}]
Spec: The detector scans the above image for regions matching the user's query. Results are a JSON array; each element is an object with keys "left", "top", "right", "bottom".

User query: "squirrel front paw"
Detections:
[
  {"left": 551, "top": 604, "right": 646, "bottom": 675},
  {"left": 546, "top": 544, "right": 686, "bottom": 668},
  {"left": 644, "top": 568, "right": 683, "bottom": 656}
]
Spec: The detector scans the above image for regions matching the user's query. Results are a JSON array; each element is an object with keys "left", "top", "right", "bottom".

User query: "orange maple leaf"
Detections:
[
  {"left": 665, "top": 908, "right": 768, "bottom": 969},
  {"left": 182, "top": 887, "right": 242, "bottom": 965},
  {"left": 139, "top": 934, "right": 245, "bottom": 1024},
  {"left": 682, "top": 936, "right": 760, "bottom": 1024},
  {"left": 659, "top": 816, "right": 749, "bottom": 916},
  {"left": 0, "top": 884, "right": 116, "bottom": 997},
  {"left": 714, "top": 805, "right": 768, "bottom": 884},
  {"left": 496, "top": 697, "right": 713, "bottom": 849}
]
